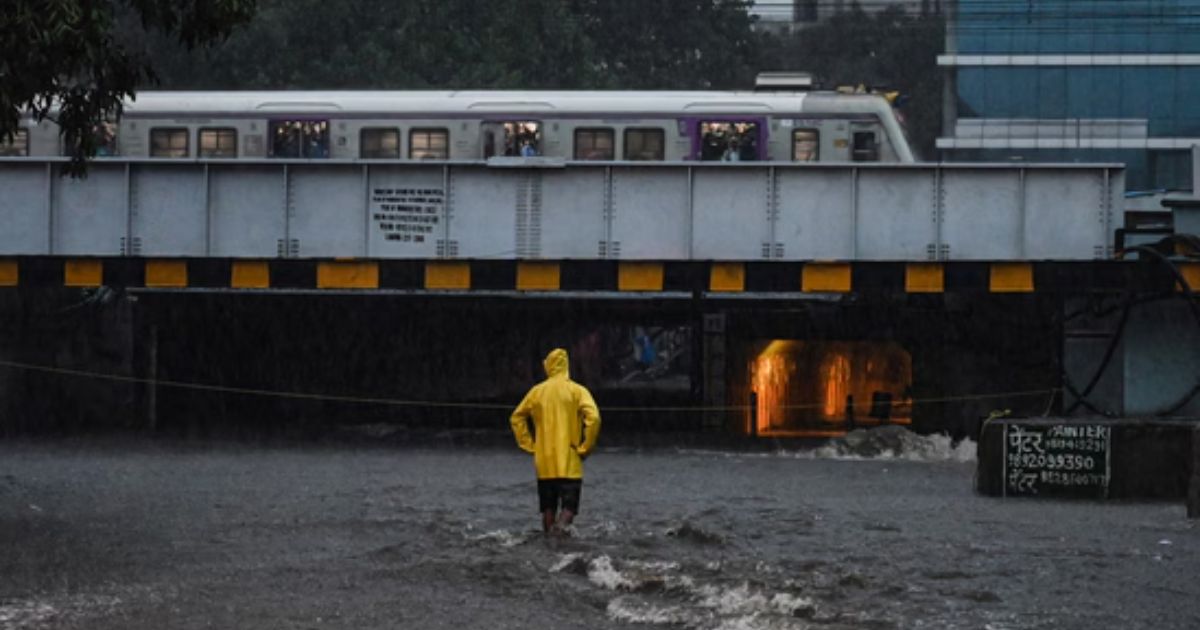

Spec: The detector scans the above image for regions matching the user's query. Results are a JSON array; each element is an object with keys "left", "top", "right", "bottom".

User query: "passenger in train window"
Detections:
[
  {"left": 271, "top": 122, "right": 299, "bottom": 158},
  {"left": 304, "top": 121, "right": 330, "bottom": 159},
  {"left": 307, "top": 135, "right": 325, "bottom": 158},
  {"left": 739, "top": 135, "right": 757, "bottom": 161},
  {"left": 94, "top": 122, "right": 117, "bottom": 156},
  {"left": 520, "top": 139, "right": 537, "bottom": 157},
  {"left": 701, "top": 130, "right": 724, "bottom": 161},
  {"left": 722, "top": 139, "right": 741, "bottom": 162}
]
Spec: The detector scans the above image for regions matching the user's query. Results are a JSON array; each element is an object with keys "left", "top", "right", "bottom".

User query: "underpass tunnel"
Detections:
[{"left": 745, "top": 340, "right": 913, "bottom": 437}]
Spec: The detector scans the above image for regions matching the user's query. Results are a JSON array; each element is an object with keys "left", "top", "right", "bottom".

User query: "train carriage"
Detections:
[{"left": 3, "top": 90, "right": 914, "bottom": 164}]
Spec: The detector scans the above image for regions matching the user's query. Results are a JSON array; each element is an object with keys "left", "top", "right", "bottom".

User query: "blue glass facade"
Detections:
[
  {"left": 957, "top": 67, "right": 1200, "bottom": 137},
  {"left": 945, "top": 0, "right": 1200, "bottom": 190},
  {"left": 958, "top": 0, "right": 1200, "bottom": 55}
]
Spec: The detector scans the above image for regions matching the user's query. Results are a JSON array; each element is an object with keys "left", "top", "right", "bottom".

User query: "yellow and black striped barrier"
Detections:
[{"left": 0, "top": 257, "right": 1192, "bottom": 294}]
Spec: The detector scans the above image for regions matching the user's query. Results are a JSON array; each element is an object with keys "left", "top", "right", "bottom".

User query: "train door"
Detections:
[
  {"left": 695, "top": 119, "right": 766, "bottom": 161},
  {"left": 481, "top": 121, "right": 542, "bottom": 158},
  {"left": 268, "top": 120, "right": 330, "bottom": 158}
]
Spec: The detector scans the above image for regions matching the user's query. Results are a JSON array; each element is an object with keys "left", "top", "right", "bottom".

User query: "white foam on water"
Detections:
[
  {"left": 578, "top": 554, "right": 696, "bottom": 594},
  {"left": 713, "top": 614, "right": 815, "bottom": 630},
  {"left": 606, "top": 596, "right": 694, "bottom": 625},
  {"left": 801, "top": 428, "right": 977, "bottom": 463},
  {"left": 569, "top": 555, "right": 818, "bottom": 629},
  {"left": 696, "top": 582, "right": 770, "bottom": 615},
  {"left": 690, "top": 581, "right": 817, "bottom": 628},
  {"left": 466, "top": 528, "right": 530, "bottom": 548},
  {"left": 587, "top": 555, "right": 636, "bottom": 590},
  {"left": 549, "top": 552, "right": 585, "bottom": 573},
  {"left": 0, "top": 601, "right": 57, "bottom": 627},
  {"left": 0, "top": 594, "right": 123, "bottom": 628},
  {"left": 590, "top": 519, "right": 622, "bottom": 536},
  {"left": 627, "top": 559, "right": 681, "bottom": 572},
  {"left": 768, "top": 592, "right": 815, "bottom": 616}
]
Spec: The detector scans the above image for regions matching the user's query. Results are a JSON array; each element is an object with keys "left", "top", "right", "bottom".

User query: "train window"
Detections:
[
  {"left": 270, "top": 120, "right": 329, "bottom": 158},
  {"left": 700, "top": 121, "right": 759, "bottom": 161},
  {"left": 792, "top": 129, "right": 819, "bottom": 162},
  {"left": 150, "top": 128, "right": 189, "bottom": 158},
  {"left": 852, "top": 131, "right": 879, "bottom": 162},
  {"left": 94, "top": 122, "right": 119, "bottom": 156},
  {"left": 198, "top": 128, "right": 238, "bottom": 158},
  {"left": 409, "top": 128, "right": 449, "bottom": 159},
  {"left": 574, "top": 128, "right": 614, "bottom": 160},
  {"left": 0, "top": 128, "right": 29, "bottom": 156},
  {"left": 361, "top": 128, "right": 400, "bottom": 159},
  {"left": 624, "top": 128, "right": 665, "bottom": 161}
]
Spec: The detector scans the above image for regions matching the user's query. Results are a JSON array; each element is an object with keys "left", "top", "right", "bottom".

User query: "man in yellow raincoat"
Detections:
[{"left": 510, "top": 348, "right": 601, "bottom": 534}]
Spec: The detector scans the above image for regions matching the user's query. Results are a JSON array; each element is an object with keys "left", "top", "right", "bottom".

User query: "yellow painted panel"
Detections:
[
  {"left": 145, "top": 260, "right": 188, "bottom": 288},
  {"left": 0, "top": 260, "right": 17, "bottom": 287},
  {"left": 802, "top": 262, "right": 851, "bottom": 293},
  {"left": 517, "top": 262, "right": 560, "bottom": 291},
  {"left": 619, "top": 262, "right": 664, "bottom": 292},
  {"left": 425, "top": 261, "right": 471, "bottom": 290},
  {"left": 64, "top": 259, "right": 102, "bottom": 287},
  {"left": 231, "top": 261, "right": 270, "bottom": 289},
  {"left": 317, "top": 261, "right": 379, "bottom": 289},
  {"left": 1178, "top": 262, "right": 1200, "bottom": 293},
  {"left": 905, "top": 263, "right": 944, "bottom": 293},
  {"left": 990, "top": 262, "right": 1034, "bottom": 293},
  {"left": 709, "top": 262, "right": 745, "bottom": 292}
]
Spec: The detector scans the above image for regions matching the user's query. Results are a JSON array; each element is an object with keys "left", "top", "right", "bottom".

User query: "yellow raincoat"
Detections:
[{"left": 510, "top": 349, "right": 601, "bottom": 480}]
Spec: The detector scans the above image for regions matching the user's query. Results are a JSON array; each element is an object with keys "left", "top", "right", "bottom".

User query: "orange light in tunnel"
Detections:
[
  {"left": 747, "top": 340, "right": 913, "bottom": 437},
  {"left": 822, "top": 352, "right": 850, "bottom": 420},
  {"left": 751, "top": 340, "right": 792, "bottom": 434}
]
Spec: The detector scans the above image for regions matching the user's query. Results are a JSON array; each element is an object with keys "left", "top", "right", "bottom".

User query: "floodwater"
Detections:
[{"left": 0, "top": 434, "right": 1197, "bottom": 629}]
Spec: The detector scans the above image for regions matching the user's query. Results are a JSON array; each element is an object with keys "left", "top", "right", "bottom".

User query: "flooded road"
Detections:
[{"left": 1, "top": 437, "right": 1197, "bottom": 629}]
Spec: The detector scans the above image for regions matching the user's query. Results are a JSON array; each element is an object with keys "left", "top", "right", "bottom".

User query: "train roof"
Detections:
[{"left": 119, "top": 90, "right": 892, "bottom": 116}]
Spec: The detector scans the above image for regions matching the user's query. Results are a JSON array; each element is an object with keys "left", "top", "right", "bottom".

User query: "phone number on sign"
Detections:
[{"left": 1007, "top": 453, "right": 1096, "bottom": 471}]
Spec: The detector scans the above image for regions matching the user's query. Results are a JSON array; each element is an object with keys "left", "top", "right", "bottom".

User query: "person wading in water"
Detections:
[{"left": 510, "top": 348, "right": 601, "bottom": 535}]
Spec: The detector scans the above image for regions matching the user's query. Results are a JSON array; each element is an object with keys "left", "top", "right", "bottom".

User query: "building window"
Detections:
[
  {"left": 198, "top": 128, "right": 237, "bottom": 158},
  {"left": 623, "top": 128, "right": 665, "bottom": 161},
  {"left": 574, "top": 128, "right": 614, "bottom": 160},
  {"left": 0, "top": 128, "right": 29, "bottom": 156},
  {"left": 793, "top": 129, "right": 819, "bottom": 162},
  {"left": 270, "top": 120, "right": 329, "bottom": 158},
  {"left": 360, "top": 128, "right": 400, "bottom": 159},
  {"left": 852, "top": 131, "right": 879, "bottom": 162},
  {"left": 150, "top": 128, "right": 189, "bottom": 158},
  {"left": 409, "top": 128, "right": 449, "bottom": 159},
  {"left": 700, "top": 121, "right": 759, "bottom": 161}
]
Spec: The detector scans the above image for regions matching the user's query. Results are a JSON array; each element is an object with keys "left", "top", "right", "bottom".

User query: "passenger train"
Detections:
[{"left": 1, "top": 90, "right": 915, "bottom": 164}]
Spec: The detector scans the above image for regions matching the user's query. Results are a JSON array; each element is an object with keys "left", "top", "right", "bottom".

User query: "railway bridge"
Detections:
[{"left": 0, "top": 158, "right": 1196, "bottom": 440}]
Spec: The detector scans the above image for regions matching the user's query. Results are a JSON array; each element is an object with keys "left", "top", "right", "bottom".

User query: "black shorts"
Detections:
[{"left": 537, "top": 478, "right": 583, "bottom": 513}]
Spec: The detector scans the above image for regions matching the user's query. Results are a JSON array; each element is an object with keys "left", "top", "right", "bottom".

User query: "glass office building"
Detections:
[{"left": 939, "top": 0, "right": 1200, "bottom": 190}]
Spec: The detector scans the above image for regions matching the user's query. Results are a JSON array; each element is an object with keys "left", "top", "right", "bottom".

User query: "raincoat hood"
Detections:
[{"left": 543, "top": 348, "right": 569, "bottom": 379}]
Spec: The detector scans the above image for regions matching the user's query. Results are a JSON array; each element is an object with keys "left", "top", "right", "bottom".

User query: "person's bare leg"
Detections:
[
  {"left": 542, "top": 509, "right": 557, "bottom": 533},
  {"left": 557, "top": 509, "right": 575, "bottom": 531}
]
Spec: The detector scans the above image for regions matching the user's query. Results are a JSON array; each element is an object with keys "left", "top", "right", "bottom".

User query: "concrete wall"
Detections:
[
  {"left": 1125, "top": 300, "right": 1200, "bottom": 416},
  {"left": 1064, "top": 295, "right": 1200, "bottom": 418},
  {"left": 0, "top": 288, "right": 137, "bottom": 435}
]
